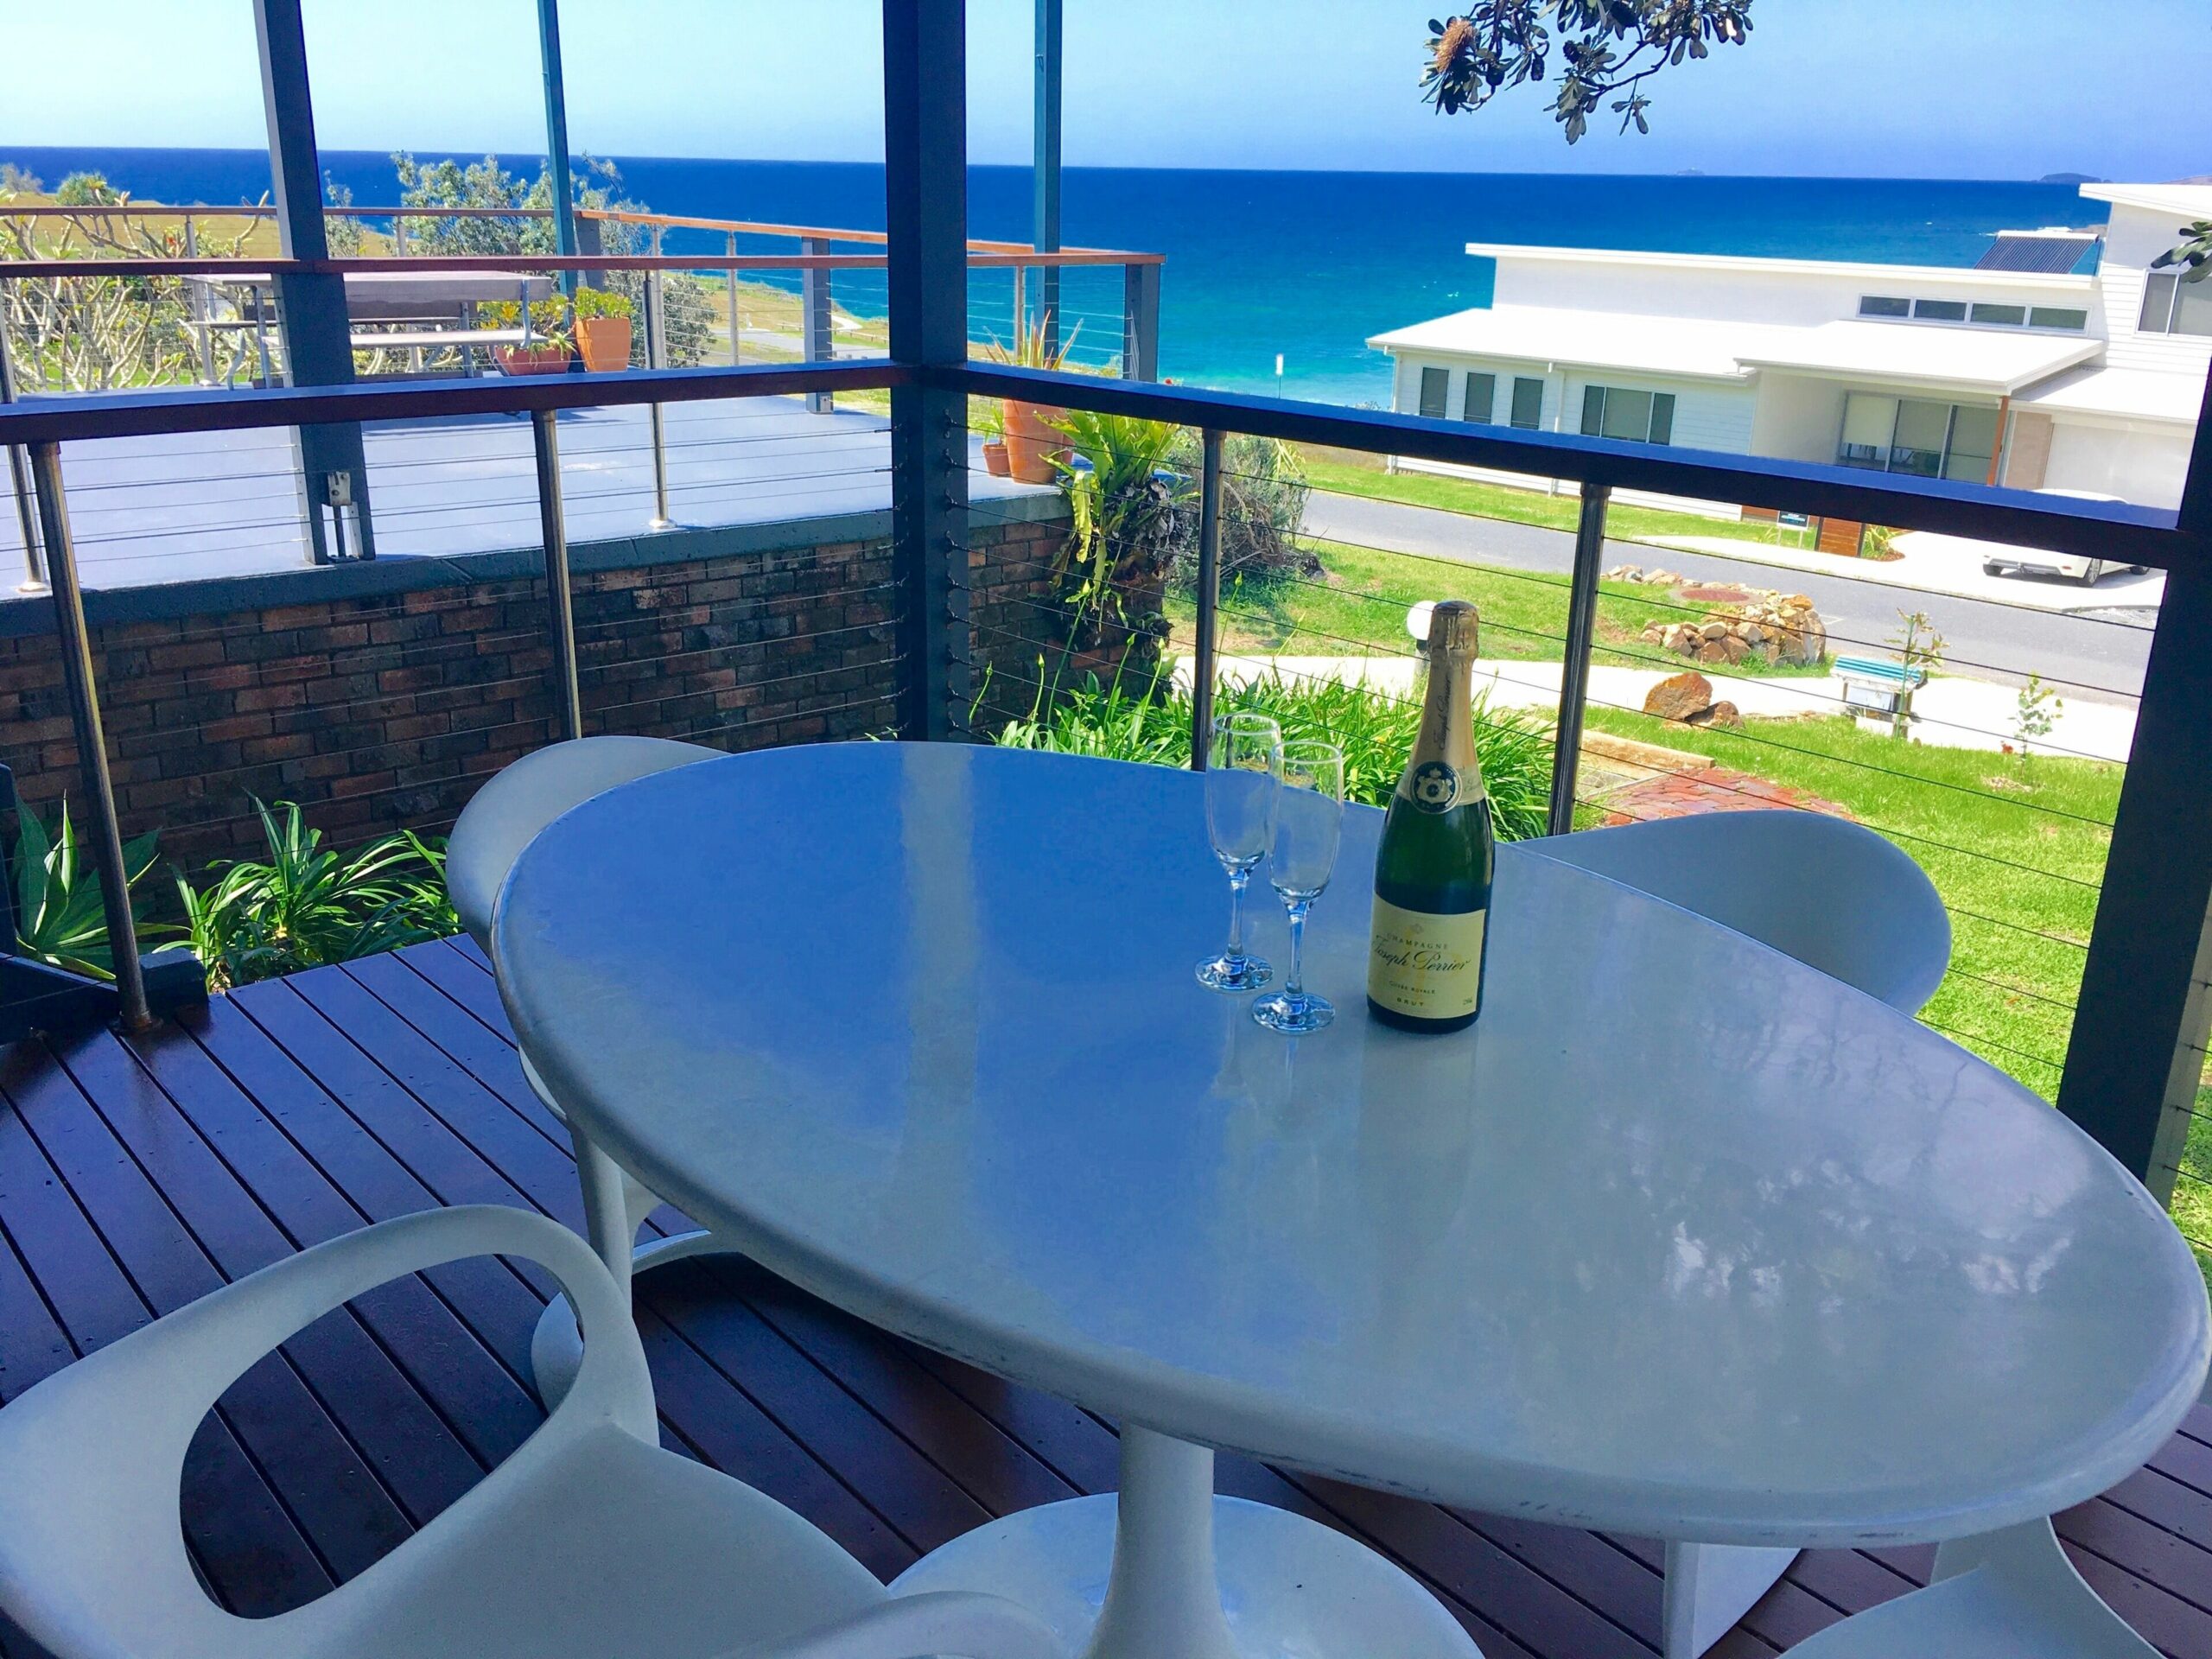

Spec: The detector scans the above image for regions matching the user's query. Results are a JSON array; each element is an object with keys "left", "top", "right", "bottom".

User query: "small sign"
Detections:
[{"left": 1778, "top": 511, "right": 1810, "bottom": 528}]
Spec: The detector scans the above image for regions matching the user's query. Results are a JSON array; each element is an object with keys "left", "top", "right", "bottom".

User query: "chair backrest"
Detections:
[
  {"left": 447, "top": 736, "right": 717, "bottom": 949},
  {"left": 1524, "top": 810, "right": 1950, "bottom": 1014},
  {"left": 0, "top": 1205, "right": 655, "bottom": 1659}
]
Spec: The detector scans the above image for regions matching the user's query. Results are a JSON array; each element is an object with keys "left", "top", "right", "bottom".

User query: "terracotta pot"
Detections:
[
  {"left": 982, "top": 440, "right": 1012, "bottom": 478},
  {"left": 1001, "top": 399, "right": 1065, "bottom": 484},
  {"left": 575, "top": 316, "right": 632, "bottom": 373},
  {"left": 495, "top": 344, "right": 573, "bottom": 377}
]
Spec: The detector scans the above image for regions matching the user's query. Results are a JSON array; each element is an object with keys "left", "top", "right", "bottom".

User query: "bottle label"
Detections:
[{"left": 1368, "top": 896, "right": 1486, "bottom": 1020}]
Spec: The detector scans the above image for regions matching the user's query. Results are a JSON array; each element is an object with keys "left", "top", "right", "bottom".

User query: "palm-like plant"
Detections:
[
  {"left": 1048, "top": 410, "right": 1191, "bottom": 650},
  {"left": 10, "top": 802, "right": 170, "bottom": 979},
  {"left": 177, "top": 801, "right": 455, "bottom": 991}
]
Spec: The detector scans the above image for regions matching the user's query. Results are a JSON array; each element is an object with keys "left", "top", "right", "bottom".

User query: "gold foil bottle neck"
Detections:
[{"left": 1425, "top": 600, "right": 1480, "bottom": 658}]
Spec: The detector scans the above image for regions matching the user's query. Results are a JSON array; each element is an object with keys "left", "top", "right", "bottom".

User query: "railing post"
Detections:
[
  {"left": 883, "top": 0, "right": 972, "bottom": 742},
  {"left": 1189, "top": 428, "right": 1223, "bottom": 771},
  {"left": 1032, "top": 0, "right": 1063, "bottom": 359},
  {"left": 0, "top": 307, "right": 46, "bottom": 594},
  {"left": 29, "top": 444, "right": 149, "bottom": 1031},
  {"left": 645, "top": 223, "right": 672, "bottom": 530},
  {"left": 802, "top": 236, "right": 834, "bottom": 415},
  {"left": 182, "top": 216, "right": 219, "bottom": 387},
  {"left": 726, "top": 231, "right": 741, "bottom": 366},
  {"left": 1123, "top": 261, "right": 1160, "bottom": 381},
  {"left": 1546, "top": 483, "right": 1611, "bottom": 836},
  {"left": 532, "top": 410, "right": 584, "bottom": 742}
]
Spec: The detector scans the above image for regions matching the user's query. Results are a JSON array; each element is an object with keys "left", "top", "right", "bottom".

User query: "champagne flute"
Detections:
[
  {"left": 1196, "top": 713, "right": 1283, "bottom": 993},
  {"left": 1251, "top": 741, "right": 1344, "bottom": 1033}
]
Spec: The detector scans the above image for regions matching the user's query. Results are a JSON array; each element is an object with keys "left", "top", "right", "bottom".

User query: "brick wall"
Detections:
[{"left": 0, "top": 512, "right": 1065, "bottom": 874}]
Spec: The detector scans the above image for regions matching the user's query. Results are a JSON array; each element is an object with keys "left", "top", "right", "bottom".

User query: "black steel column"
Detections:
[
  {"left": 1032, "top": 0, "right": 1063, "bottom": 354},
  {"left": 1190, "top": 429, "right": 1223, "bottom": 771},
  {"left": 2058, "top": 365, "right": 2212, "bottom": 1191},
  {"left": 1546, "top": 484, "right": 1611, "bottom": 836},
  {"left": 0, "top": 306, "right": 44, "bottom": 592},
  {"left": 252, "top": 0, "right": 374, "bottom": 563},
  {"left": 532, "top": 410, "right": 583, "bottom": 741},
  {"left": 884, "top": 0, "right": 972, "bottom": 741},
  {"left": 31, "top": 445, "right": 149, "bottom": 1030}
]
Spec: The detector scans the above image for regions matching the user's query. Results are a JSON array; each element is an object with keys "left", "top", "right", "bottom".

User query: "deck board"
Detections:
[{"left": 0, "top": 937, "right": 2204, "bottom": 1656}]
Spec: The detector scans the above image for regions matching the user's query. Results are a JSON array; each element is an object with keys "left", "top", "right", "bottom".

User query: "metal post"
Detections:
[
  {"left": 802, "top": 235, "right": 834, "bottom": 415},
  {"left": 1123, "top": 261, "right": 1160, "bottom": 381},
  {"left": 1190, "top": 429, "right": 1224, "bottom": 772},
  {"left": 183, "top": 216, "right": 218, "bottom": 386},
  {"left": 726, "top": 231, "right": 741, "bottom": 366},
  {"left": 1546, "top": 484, "right": 1611, "bottom": 836},
  {"left": 645, "top": 224, "right": 672, "bottom": 530},
  {"left": 252, "top": 0, "right": 375, "bottom": 563},
  {"left": 884, "top": 0, "right": 972, "bottom": 741},
  {"left": 0, "top": 308, "right": 46, "bottom": 593},
  {"left": 1032, "top": 0, "right": 1063, "bottom": 359},
  {"left": 536, "top": 0, "right": 579, "bottom": 298},
  {"left": 1011, "top": 264, "right": 1025, "bottom": 346},
  {"left": 532, "top": 410, "right": 584, "bottom": 741},
  {"left": 29, "top": 444, "right": 149, "bottom": 1031}
]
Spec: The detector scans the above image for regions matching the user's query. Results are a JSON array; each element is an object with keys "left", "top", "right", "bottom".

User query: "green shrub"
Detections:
[
  {"left": 1166, "top": 430, "right": 1316, "bottom": 582},
  {"left": 991, "top": 669, "right": 1554, "bottom": 842},
  {"left": 177, "top": 801, "right": 456, "bottom": 992},
  {"left": 10, "top": 801, "right": 173, "bottom": 978},
  {"left": 573, "top": 286, "right": 633, "bottom": 321}
]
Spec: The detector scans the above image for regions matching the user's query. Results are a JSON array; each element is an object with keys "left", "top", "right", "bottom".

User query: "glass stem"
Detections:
[
  {"left": 1226, "top": 868, "right": 1249, "bottom": 957},
  {"left": 1286, "top": 900, "right": 1308, "bottom": 997}
]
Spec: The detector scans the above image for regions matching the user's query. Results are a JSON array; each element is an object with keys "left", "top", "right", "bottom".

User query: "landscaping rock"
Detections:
[
  {"left": 1695, "top": 642, "right": 1731, "bottom": 665},
  {"left": 1719, "top": 636, "right": 1751, "bottom": 664},
  {"left": 1688, "top": 700, "right": 1745, "bottom": 728},
  {"left": 1644, "top": 671, "right": 1715, "bottom": 721}
]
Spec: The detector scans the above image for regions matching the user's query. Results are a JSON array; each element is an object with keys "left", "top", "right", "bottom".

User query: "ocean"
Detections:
[{"left": 1, "top": 145, "right": 2103, "bottom": 408}]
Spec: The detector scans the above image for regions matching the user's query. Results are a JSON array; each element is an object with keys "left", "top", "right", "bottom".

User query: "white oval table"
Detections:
[{"left": 493, "top": 742, "right": 2210, "bottom": 1659}]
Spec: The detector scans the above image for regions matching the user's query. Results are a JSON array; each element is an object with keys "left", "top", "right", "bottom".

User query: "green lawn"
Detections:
[{"left": 1299, "top": 449, "right": 1845, "bottom": 556}]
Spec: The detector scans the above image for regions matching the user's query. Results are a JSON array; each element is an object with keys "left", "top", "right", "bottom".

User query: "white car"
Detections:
[{"left": 1973, "top": 490, "right": 2151, "bottom": 586}]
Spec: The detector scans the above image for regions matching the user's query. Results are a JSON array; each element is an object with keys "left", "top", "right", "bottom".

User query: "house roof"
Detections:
[
  {"left": 1732, "top": 320, "right": 2102, "bottom": 394},
  {"left": 2012, "top": 365, "right": 2208, "bottom": 424},
  {"left": 1370, "top": 307, "right": 2102, "bottom": 395},
  {"left": 2078, "top": 182, "right": 2212, "bottom": 219},
  {"left": 1459, "top": 241, "right": 2095, "bottom": 292}
]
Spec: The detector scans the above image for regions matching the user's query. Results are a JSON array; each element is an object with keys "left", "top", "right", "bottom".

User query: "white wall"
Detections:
[
  {"left": 2044, "top": 416, "right": 2196, "bottom": 510},
  {"left": 1748, "top": 372, "right": 1848, "bottom": 465},
  {"left": 2094, "top": 203, "right": 2212, "bottom": 378}
]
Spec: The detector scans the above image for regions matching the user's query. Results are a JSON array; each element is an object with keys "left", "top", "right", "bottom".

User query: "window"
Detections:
[
  {"left": 1580, "top": 385, "right": 1676, "bottom": 445},
  {"left": 2178, "top": 278, "right": 2212, "bottom": 338},
  {"left": 1859, "top": 296, "right": 1911, "bottom": 318},
  {"left": 1837, "top": 391, "right": 2001, "bottom": 480},
  {"left": 2029, "top": 307, "right": 2088, "bottom": 331},
  {"left": 1509, "top": 376, "right": 1545, "bottom": 430},
  {"left": 1969, "top": 302, "right": 2027, "bottom": 327},
  {"left": 2139, "top": 272, "right": 2178, "bottom": 332},
  {"left": 1417, "top": 365, "right": 1449, "bottom": 419},
  {"left": 1914, "top": 299, "right": 1967, "bottom": 321},
  {"left": 1462, "top": 372, "right": 1496, "bottom": 423}
]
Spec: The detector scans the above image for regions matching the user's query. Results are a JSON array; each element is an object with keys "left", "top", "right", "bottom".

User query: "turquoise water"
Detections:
[{"left": 1, "top": 146, "right": 2102, "bottom": 407}]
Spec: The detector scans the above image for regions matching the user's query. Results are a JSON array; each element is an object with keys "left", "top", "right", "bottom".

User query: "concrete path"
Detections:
[
  {"left": 1642, "top": 530, "right": 2165, "bottom": 614},
  {"left": 1303, "top": 490, "right": 2154, "bottom": 708},
  {"left": 1180, "top": 652, "right": 2137, "bottom": 765}
]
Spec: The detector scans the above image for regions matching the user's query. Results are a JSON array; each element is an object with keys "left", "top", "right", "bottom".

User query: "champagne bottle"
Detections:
[{"left": 1367, "top": 600, "right": 1495, "bottom": 1032}]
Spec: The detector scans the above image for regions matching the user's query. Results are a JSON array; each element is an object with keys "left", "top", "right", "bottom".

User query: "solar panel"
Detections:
[{"left": 1974, "top": 234, "right": 2100, "bottom": 274}]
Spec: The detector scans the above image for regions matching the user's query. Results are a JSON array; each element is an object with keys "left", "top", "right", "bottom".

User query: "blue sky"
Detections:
[{"left": 6, "top": 1, "right": 2209, "bottom": 180}]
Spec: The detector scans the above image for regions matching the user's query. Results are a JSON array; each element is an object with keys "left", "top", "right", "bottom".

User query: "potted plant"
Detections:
[
  {"left": 981, "top": 313, "right": 1080, "bottom": 483},
  {"left": 573, "top": 286, "right": 634, "bottom": 372},
  {"left": 482, "top": 299, "right": 574, "bottom": 376},
  {"left": 974, "top": 397, "right": 1011, "bottom": 476},
  {"left": 1046, "top": 409, "right": 1190, "bottom": 683}
]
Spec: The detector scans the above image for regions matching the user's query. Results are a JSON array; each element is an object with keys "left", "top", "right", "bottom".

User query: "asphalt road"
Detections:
[{"left": 1305, "top": 492, "right": 2154, "bottom": 707}]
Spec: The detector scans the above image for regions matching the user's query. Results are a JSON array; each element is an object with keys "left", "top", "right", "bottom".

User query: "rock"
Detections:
[
  {"left": 1719, "top": 636, "right": 1751, "bottom": 664},
  {"left": 1697, "top": 700, "right": 1745, "bottom": 728},
  {"left": 1695, "top": 641, "right": 1732, "bottom": 665},
  {"left": 1698, "top": 620, "right": 1730, "bottom": 642},
  {"left": 1643, "top": 671, "right": 1714, "bottom": 721},
  {"left": 1738, "top": 623, "right": 1768, "bottom": 646}
]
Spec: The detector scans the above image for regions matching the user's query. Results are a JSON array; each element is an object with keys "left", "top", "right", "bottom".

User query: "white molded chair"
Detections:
[
  {"left": 448, "top": 735, "right": 727, "bottom": 1402},
  {"left": 1779, "top": 1519, "right": 2157, "bottom": 1659},
  {"left": 0, "top": 1205, "right": 1060, "bottom": 1659},
  {"left": 1527, "top": 809, "right": 1951, "bottom": 1016},
  {"left": 1529, "top": 808, "right": 1951, "bottom": 1658}
]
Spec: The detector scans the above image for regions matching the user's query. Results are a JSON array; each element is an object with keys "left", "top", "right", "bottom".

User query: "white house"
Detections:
[{"left": 1370, "top": 182, "right": 2210, "bottom": 517}]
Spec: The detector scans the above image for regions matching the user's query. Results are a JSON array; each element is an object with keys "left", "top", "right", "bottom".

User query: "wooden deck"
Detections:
[{"left": 0, "top": 935, "right": 2207, "bottom": 1657}]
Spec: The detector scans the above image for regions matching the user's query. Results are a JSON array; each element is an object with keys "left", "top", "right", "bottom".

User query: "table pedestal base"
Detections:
[
  {"left": 890, "top": 1427, "right": 1480, "bottom": 1659},
  {"left": 530, "top": 1228, "right": 729, "bottom": 1407}
]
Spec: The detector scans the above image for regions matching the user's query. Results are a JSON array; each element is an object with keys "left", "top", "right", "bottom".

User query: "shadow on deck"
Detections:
[{"left": 0, "top": 938, "right": 2206, "bottom": 1657}]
